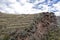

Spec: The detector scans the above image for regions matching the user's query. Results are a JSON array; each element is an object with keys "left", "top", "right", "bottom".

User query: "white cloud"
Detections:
[
  {"left": 53, "top": 2, "right": 60, "bottom": 16},
  {"left": 55, "top": 12, "right": 60, "bottom": 16},
  {"left": 34, "top": 0, "right": 45, "bottom": 4},
  {"left": 7, "top": 0, "right": 16, "bottom": 3},
  {"left": 53, "top": 2, "right": 60, "bottom": 11},
  {"left": 0, "top": 0, "right": 60, "bottom": 16}
]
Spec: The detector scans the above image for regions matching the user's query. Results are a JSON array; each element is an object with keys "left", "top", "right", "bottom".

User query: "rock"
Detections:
[{"left": 4, "top": 12, "right": 59, "bottom": 40}]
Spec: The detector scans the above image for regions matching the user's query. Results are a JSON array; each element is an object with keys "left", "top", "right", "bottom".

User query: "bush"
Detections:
[{"left": 3, "top": 34, "right": 10, "bottom": 40}]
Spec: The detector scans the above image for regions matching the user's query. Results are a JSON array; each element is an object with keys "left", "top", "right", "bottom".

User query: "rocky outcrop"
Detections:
[{"left": 2, "top": 12, "right": 60, "bottom": 40}]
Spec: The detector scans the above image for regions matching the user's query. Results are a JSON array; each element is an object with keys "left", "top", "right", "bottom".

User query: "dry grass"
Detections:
[{"left": 0, "top": 12, "right": 60, "bottom": 40}]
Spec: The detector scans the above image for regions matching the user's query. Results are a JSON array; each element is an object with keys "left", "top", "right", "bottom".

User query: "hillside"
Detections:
[
  {"left": 57, "top": 16, "right": 60, "bottom": 25},
  {"left": 0, "top": 12, "right": 37, "bottom": 34},
  {"left": 0, "top": 12, "right": 38, "bottom": 40},
  {"left": 0, "top": 12, "right": 60, "bottom": 40}
]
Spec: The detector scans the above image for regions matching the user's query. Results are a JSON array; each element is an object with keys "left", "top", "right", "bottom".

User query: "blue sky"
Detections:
[{"left": 0, "top": 0, "right": 60, "bottom": 16}]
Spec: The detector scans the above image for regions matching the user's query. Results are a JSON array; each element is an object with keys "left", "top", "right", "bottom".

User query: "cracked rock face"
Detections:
[{"left": 3, "top": 12, "right": 59, "bottom": 40}]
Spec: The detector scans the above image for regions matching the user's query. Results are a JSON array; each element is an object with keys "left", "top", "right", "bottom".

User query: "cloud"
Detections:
[
  {"left": 0, "top": 0, "right": 60, "bottom": 16},
  {"left": 53, "top": 2, "right": 60, "bottom": 16}
]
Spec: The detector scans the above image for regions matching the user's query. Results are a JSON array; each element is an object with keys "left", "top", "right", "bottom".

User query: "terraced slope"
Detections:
[
  {"left": 0, "top": 12, "right": 60, "bottom": 40},
  {"left": 0, "top": 13, "right": 37, "bottom": 37},
  {"left": 0, "top": 12, "right": 60, "bottom": 30}
]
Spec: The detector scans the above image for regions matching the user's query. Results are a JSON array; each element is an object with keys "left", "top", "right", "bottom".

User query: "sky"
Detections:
[{"left": 0, "top": 0, "right": 60, "bottom": 16}]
